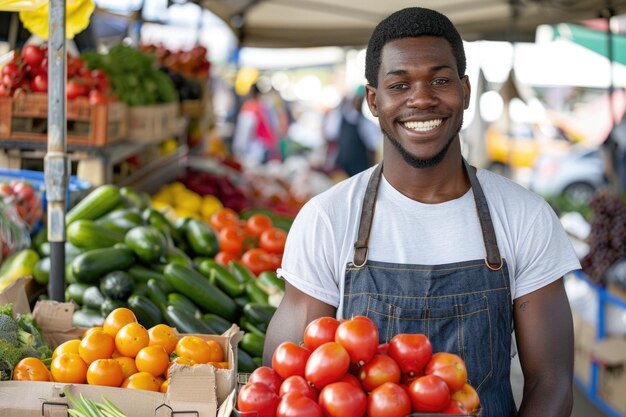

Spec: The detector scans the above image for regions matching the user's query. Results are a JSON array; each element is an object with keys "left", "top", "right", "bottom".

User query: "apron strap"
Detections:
[
  {"left": 353, "top": 160, "right": 503, "bottom": 270},
  {"left": 463, "top": 159, "right": 503, "bottom": 270},
  {"left": 353, "top": 163, "right": 383, "bottom": 267}
]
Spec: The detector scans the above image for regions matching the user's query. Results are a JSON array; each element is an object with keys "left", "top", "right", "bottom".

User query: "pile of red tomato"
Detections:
[
  {"left": 237, "top": 316, "right": 480, "bottom": 417},
  {"left": 210, "top": 209, "right": 286, "bottom": 276},
  {"left": 0, "top": 44, "right": 111, "bottom": 104}
]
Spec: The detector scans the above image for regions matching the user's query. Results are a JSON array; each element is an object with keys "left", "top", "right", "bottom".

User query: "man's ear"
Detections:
[
  {"left": 462, "top": 75, "right": 471, "bottom": 110},
  {"left": 365, "top": 85, "right": 378, "bottom": 117}
]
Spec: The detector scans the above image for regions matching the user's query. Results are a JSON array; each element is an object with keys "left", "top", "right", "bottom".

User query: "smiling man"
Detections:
[{"left": 264, "top": 7, "right": 581, "bottom": 417}]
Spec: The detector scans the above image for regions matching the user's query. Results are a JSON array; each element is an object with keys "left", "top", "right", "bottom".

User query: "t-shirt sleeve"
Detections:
[
  {"left": 277, "top": 199, "right": 341, "bottom": 307},
  {"left": 513, "top": 200, "right": 581, "bottom": 299}
]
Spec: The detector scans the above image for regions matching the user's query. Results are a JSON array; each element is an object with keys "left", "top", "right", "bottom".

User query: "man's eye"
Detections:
[
  {"left": 432, "top": 78, "right": 448, "bottom": 85},
  {"left": 389, "top": 83, "right": 408, "bottom": 90}
]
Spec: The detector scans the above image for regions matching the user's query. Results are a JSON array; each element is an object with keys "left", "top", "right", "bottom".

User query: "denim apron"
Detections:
[{"left": 342, "top": 161, "right": 517, "bottom": 417}]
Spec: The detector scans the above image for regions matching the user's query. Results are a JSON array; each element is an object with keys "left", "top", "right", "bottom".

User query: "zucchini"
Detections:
[
  {"left": 164, "top": 263, "right": 238, "bottom": 321},
  {"left": 241, "top": 332, "right": 265, "bottom": 358},
  {"left": 72, "top": 307, "right": 105, "bottom": 328},
  {"left": 229, "top": 260, "right": 256, "bottom": 283},
  {"left": 125, "top": 225, "right": 168, "bottom": 263},
  {"left": 202, "top": 313, "right": 233, "bottom": 335},
  {"left": 71, "top": 247, "right": 135, "bottom": 284},
  {"left": 198, "top": 259, "right": 245, "bottom": 298},
  {"left": 66, "top": 184, "right": 122, "bottom": 225},
  {"left": 67, "top": 219, "right": 126, "bottom": 249},
  {"left": 163, "top": 244, "right": 193, "bottom": 268},
  {"left": 33, "top": 256, "right": 51, "bottom": 285},
  {"left": 127, "top": 265, "right": 163, "bottom": 284},
  {"left": 120, "top": 186, "right": 151, "bottom": 211},
  {"left": 65, "top": 282, "right": 90, "bottom": 306},
  {"left": 163, "top": 305, "right": 217, "bottom": 334},
  {"left": 240, "top": 316, "right": 267, "bottom": 336},
  {"left": 234, "top": 294, "right": 252, "bottom": 311},
  {"left": 143, "top": 208, "right": 187, "bottom": 249},
  {"left": 237, "top": 348, "right": 257, "bottom": 373},
  {"left": 253, "top": 357, "right": 263, "bottom": 369},
  {"left": 132, "top": 282, "right": 149, "bottom": 297},
  {"left": 82, "top": 286, "right": 106, "bottom": 310},
  {"left": 257, "top": 271, "right": 285, "bottom": 294},
  {"left": 243, "top": 303, "right": 277, "bottom": 328},
  {"left": 101, "top": 298, "right": 127, "bottom": 316},
  {"left": 184, "top": 219, "right": 218, "bottom": 257},
  {"left": 146, "top": 278, "right": 170, "bottom": 312},
  {"left": 128, "top": 295, "right": 163, "bottom": 329},
  {"left": 167, "top": 293, "right": 202, "bottom": 319},
  {"left": 245, "top": 280, "right": 269, "bottom": 305},
  {"left": 99, "top": 271, "right": 135, "bottom": 300},
  {"left": 96, "top": 210, "right": 144, "bottom": 234}
]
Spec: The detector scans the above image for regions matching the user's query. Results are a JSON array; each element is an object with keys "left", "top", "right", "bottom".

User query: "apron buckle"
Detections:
[
  {"left": 353, "top": 247, "right": 368, "bottom": 268},
  {"left": 485, "top": 257, "right": 504, "bottom": 271}
]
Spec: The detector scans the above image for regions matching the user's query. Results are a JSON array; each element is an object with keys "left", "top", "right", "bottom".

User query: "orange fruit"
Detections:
[
  {"left": 13, "top": 357, "right": 51, "bottom": 381},
  {"left": 135, "top": 345, "right": 169, "bottom": 377},
  {"left": 53, "top": 339, "right": 81, "bottom": 359},
  {"left": 50, "top": 353, "right": 88, "bottom": 383},
  {"left": 79, "top": 329, "right": 115, "bottom": 364},
  {"left": 103, "top": 308, "right": 137, "bottom": 337},
  {"left": 114, "top": 356, "right": 138, "bottom": 379},
  {"left": 166, "top": 356, "right": 196, "bottom": 379},
  {"left": 82, "top": 327, "right": 103, "bottom": 338},
  {"left": 175, "top": 335, "right": 213, "bottom": 364},
  {"left": 115, "top": 322, "right": 149, "bottom": 358},
  {"left": 160, "top": 378, "right": 169, "bottom": 393},
  {"left": 86, "top": 359, "right": 124, "bottom": 387},
  {"left": 148, "top": 324, "right": 179, "bottom": 354},
  {"left": 121, "top": 371, "right": 160, "bottom": 391},
  {"left": 205, "top": 340, "right": 224, "bottom": 363}
]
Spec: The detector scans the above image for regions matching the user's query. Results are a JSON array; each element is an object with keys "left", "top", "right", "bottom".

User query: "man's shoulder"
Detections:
[{"left": 477, "top": 168, "right": 546, "bottom": 204}]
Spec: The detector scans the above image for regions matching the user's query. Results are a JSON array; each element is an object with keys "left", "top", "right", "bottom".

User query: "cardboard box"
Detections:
[
  {"left": 572, "top": 309, "right": 595, "bottom": 384},
  {"left": 591, "top": 337, "right": 626, "bottom": 415},
  {"left": 0, "top": 300, "right": 242, "bottom": 417},
  {"left": 128, "top": 103, "right": 180, "bottom": 143}
]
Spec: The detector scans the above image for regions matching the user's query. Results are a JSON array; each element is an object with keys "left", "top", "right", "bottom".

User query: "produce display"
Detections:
[{"left": 237, "top": 315, "right": 480, "bottom": 417}]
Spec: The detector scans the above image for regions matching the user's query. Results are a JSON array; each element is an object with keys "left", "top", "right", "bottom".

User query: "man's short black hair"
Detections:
[{"left": 365, "top": 7, "right": 466, "bottom": 87}]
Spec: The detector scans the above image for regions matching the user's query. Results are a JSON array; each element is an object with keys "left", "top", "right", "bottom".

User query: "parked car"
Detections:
[{"left": 528, "top": 145, "right": 608, "bottom": 205}]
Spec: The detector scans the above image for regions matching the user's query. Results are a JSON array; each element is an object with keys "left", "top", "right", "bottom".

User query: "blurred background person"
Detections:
[{"left": 323, "top": 85, "right": 381, "bottom": 177}]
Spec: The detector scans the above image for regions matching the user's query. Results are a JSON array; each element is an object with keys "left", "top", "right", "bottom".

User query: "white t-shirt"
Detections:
[{"left": 278, "top": 165, "right": 581, "bottom": 317}]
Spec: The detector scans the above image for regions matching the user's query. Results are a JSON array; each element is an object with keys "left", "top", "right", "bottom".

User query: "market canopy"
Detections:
[
  {"left": 199, "top": 0, "right": 626, "bottom": 48},
  {"left": 547, "top": 22, "right": 626, "bottom": 66}
]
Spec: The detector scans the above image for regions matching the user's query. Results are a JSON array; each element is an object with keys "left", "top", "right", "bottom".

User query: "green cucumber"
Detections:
[
  {"left": 146, "top": 278, "right": 171, "bottom": 312},
  {"left": 120, "top": 186, "right": 151, "bottom": 211},
  {"left": 67, "top": 219, "right": 125, "bottom": 249},
  {"left": 245, "top": 280, "right": 269, "bottom": 305},
  {"left": 184, "top": 219, "right": 218, "bottom": 257},
  {"left": 257, "top": 271, "right": 285, "bottom": 294},
  {"left": 132, "top": 282, "right": 149, "bottom": 298},
  {"left": 99, "top": 271, "right": 135, "bottom": 300},
  {"left": 234, "top": 294, "right": 252, "bottom": 311},
  {"left": 71, "top": 247, "right": 135, "bottom": 284},
  {"left": 82, "top": 286, "right": 106, "bottom": 310},
  {"left": 163, "top": 305, "right": 217, "bottom": 334},
  {"left": 72, "top": 307, "right": 104, "bottom": 328},
  {"left": 96, "top": 211, "right": 144, "bottom": 234},
  {"left": 65, "top": 282, "right": 90, "bottom": 306},
  {"left": 66, "top": 184, "right": 122, "bottom": 225},
  {"left": 124, "top": 226, "right": 168, "bottom": 263},
  {"left": 237, "top": 348, "right": 257, "bottom": 373},
  {"left": 167, "top": 293, "right": 202, "bottom": 319},
  {"left": 101, "top": 298, "right": 127, "bottom": 316},
  {"left": 241, "top": 332, "right": 265, "bottom": 358},
  {"left": 239, "top": 316, "right": 266, "bottom": 336},
  {"left": 142, "top": 208, "right": 186, "bottom": 248},
  {"left": 164, "top": 263, "right": 238, "bottom": 321},
  {"left": 198, "top": 259, "right": 245, "bottom": 298},
  {"left": 127, "top": 265, "right": 164, "bottom": 284},
  {"left": 163, "top": 244, "right": 193, "bottom": 267},
  {"left": 33, "top": 256, "right": 51, "bottom": 285},
  {"left": 202, "top": 314, "right": 233, "bottom": 335},
  {"left": 243, "top": 303, "right": 277, "bottom": 328},
  {"left": 128, "top": 295, "right": 163, "bottom": 329},
  {"left": 229, "top": 260, "right": 256, "bottom": 283}
]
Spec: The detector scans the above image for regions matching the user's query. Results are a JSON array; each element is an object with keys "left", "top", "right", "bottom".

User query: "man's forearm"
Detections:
[{"left": 517, "top": 375, "right": 573, "bottom": 417}]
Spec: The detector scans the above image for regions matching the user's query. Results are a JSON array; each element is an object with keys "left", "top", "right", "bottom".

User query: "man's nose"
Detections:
[{"left": 406, "top": 84, "right": 438, "bottom": 108}]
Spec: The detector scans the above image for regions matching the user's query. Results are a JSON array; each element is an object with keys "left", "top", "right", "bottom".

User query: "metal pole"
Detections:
[{"left": 45, "top": 0, "right": 69, "bottom": 302}]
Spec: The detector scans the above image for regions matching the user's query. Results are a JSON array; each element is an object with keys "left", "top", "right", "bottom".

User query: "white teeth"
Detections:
[{"left": 403, "top": 119, "right": 442, "bottom": 131}]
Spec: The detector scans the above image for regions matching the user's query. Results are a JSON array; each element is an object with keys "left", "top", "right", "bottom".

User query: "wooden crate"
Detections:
[
  {"left": 127, "top": 102, "right": 180, "bottom": 143},
  {"left": 0, "top": 93, "right": 127, "bottom": 147}
]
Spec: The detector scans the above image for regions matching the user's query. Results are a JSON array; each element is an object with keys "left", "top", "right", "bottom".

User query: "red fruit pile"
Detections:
[{"left": 237, "top": 315, "right": 481, "bottom": 417}]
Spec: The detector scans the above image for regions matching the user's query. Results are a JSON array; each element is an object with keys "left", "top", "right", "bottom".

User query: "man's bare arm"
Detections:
[
  {"left": 515, "top": 278, "right": 574, "bottom": 417},
  {"left": 263, "top": 282, "right": 337, "bottom": 366}
]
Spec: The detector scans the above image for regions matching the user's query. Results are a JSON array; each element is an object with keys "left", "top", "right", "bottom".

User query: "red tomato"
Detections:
[
  {"left": 388, "top": 333, "right": 432, "bottom": 376},
  {"left": 425, "top": 352, "right": 467, "bottom": 393},
  {"left": 335, "top": 316, "right": 379, "bottom": 366},
  {"left": 272, "top": 341, "right": 311, "bottom": 380},
  {"left": 376, "top": 343, "right": 389, "bottom": 355},
  {"left": 450, "top": 383, "right": 480, "bottom": 413},
  {"left": 218, "top": 224, "right": 246, "bottom": 254},
  {"left": 318, "top": 382, "right": 367, "bottom": 417},
  {"left": 237, "top": 382, "right": 280, "bottom": 417},
  {"left": 367, "top": 382, "right": 412, "bottom": 417},
  {"left": 304, "top": 342, "right": 350, "bottom": 389},
  {"left": 12, "top": 182, "right": 35, "bottom": 202},
  {"left": 67, "top": 80, "right": 85, "bottom": 100},
  {"left": 358, "top": 354, "right": 401, "bottom": 392},
  {"left": 269, "top": 252, "right": 283, "bottom": 270},
  {"left": 280, "top": 375, "right": 319, "bottom": 401},
  {"left": 214, "top": 251, "right": 239, "bottom": 266},
  {"left": 303, "top": 316, "right": 340, "bottom": 351},
  {"left": 30, "top": 74, "right": 48, "bottom": 92},
  {"left": 276, "top": 391, "right": 323, "bottom": 417},
  {"left": 442, "top": 399, "right": 469, "bottom": 414},
  {"left": 241, "top": 248, "right": 273, "bottom": 275},
  {"left": 259, "top": 227, "right": 287, "bottom": 253},
  {"left": 88, "top": 90, "right": 107, "bottom": 105},
  {"left": 21, "top": 45, "right": 45, "bottom": 68},
  {"left": 337, "top": 373, "right": 362, "bottom": 390},
  {"left": 248, "top": 366, "right": 283, "bottom": 394},
  {"left": 408, "top": 374, "right": 450, "bottom": 413},
  {"left": 246, "top": 214, "right": 273, "bottom": 237}
]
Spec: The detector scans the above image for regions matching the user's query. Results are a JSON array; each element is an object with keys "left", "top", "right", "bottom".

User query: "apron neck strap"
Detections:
[{"left": 352, "top": 160, "right": 503, "bottom": 270}]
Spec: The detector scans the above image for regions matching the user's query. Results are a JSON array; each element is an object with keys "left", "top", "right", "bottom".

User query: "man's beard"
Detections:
[{"left": 382, "top": 121, "right": 462, "bottom": 169}]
